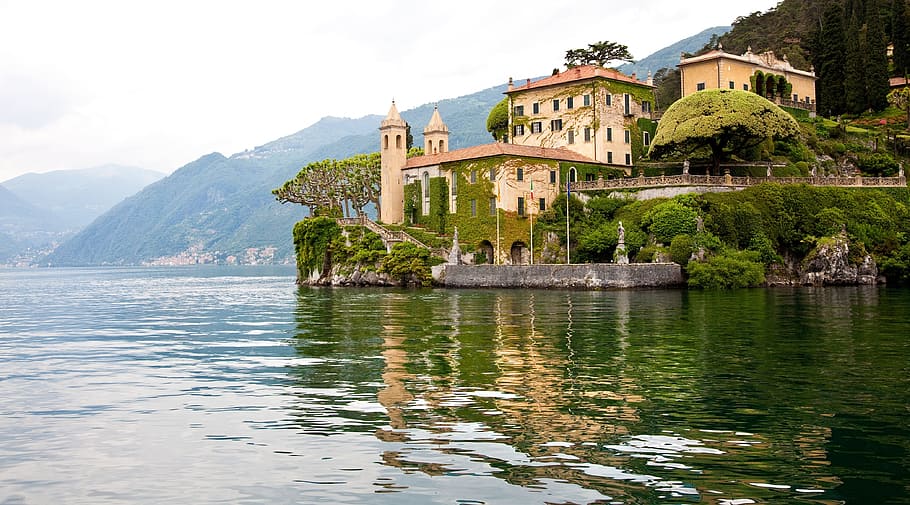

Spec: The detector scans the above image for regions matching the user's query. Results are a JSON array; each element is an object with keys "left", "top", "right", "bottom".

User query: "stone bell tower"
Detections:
[
  {"left": 423, "top": 105, "right": 449, "bottom": 155},
  {"left": 379, "top": 101, "right": 408, "bottom": 223}
]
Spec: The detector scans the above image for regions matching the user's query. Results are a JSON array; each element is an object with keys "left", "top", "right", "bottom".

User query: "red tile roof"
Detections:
[
  {"left": 405, "top": 143, "right": 600, "bottom": 169},
  {"left": 507, "top": 65, "right": 652, "bottom": 93}
]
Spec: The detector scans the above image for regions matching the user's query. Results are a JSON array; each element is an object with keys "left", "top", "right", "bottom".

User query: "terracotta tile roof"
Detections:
[
  {"left": 405, "top": 143, "right": 600, "bottom": 169},
  {"left": 890, "top": 76, "right": 909, "bottom": 88},
  {"left": 506, "top": 65, "right": 652, "bottom": 94},
  {"left": 679, "top": 48, "right": 817, "bottom": 79}
]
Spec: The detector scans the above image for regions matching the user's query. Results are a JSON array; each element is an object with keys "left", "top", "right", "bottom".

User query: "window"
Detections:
[
  {"left": 514, "top": 105, "right": 524, "bottom": 116},
  {"left": 729, "top": 81, "right": 735, "bottom": 89},
  {"left": 549, "top": 170, "right": 557, "bottom": 184},
  {"left": 569, "top": 167, "right": 577, "bottom": 182},
  {"left": 513, "top": 124, "right": 525, "bottom": 136},
  {"left": 550, "top": 119, "right": 563, "bottom": 131},
  {"left": 584, "top": 127, "right": 591, "bottom": 142},
  {"left": 451, "top": 173, "right": 457, "bottom": 195},
  {"left": 743, "top": 83, "right": 749, "bottom": 91},
  {"left": 567, "top": 130, "right": 575, "bottom": 144},
  {"left": 531, "top": 121, "right": 542, "bottom": 133},
  {"left": 697, "top": 82, "right": 706, "bottom": 91},
  {"left": 471, "top": 199, "right": 477, "bottom": 217},
  {"left": 396, "top": 134, "right": 402, "bottom": 148},
  {"left": 470, "top": 170, "right": 477, "bottom": 183},
  {"left": 606, "top": 94, "right": 612, "bottom": 106},
  {"left": 624, "top": 129, "right": 631, "bottom": 144},
  {"left": 518, "top": 196, "right": 525, "bottom": 216},
  {"left": 625, "top": 153, "right": 631, "bottom": 165},
  {"left": 623, "top": 94, "right": 631, "bottom": 115},
  {"left": 539, "top": 198, "right": 546, "bottom": 212},
  {"left": 643, "top": 131, "right": 651, "bottom": 146},
  {"left": 607, "top": 152, "right": 613, "bottom": 164},
  {"left": 532, "top": 102, "right": 539, "bottom": 114},
  {"left": 567, "top": 96, "right": 574, "bottom": 109},
  {"left": 793, "top": 93, "right": 799, "bottom": 102},
  {"left": 490, "top": 197, "right": 496, "bottom": 215},
  {"left": 383, "top": 134, "right": 389, "bottom": 150},
  {"left": 552, "top": 99, "right": 560, "bottom": 111},
  {"left": 642, "top": 101, "right": 651, "bottom": 113},
  {"left": 606, "top": 127, "right": 613, "bottom": 142},
  {"left": 585, "top": 173, "right": 595, "bottom": 182},
  {"left": 423, "top": 172, "right": 429, "bottom": 197},
  {"left": 489, "top": 167, "right": 496, "bottom": 181},
  {"left": 583, "top": 94, "right": 591, "bottom": 106},
  {"left": 517, "top": 167, "right": 524, "bottom": 181}
]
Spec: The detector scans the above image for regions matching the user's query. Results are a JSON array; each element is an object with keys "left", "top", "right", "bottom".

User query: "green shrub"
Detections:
[
  {"left": 641, "top": 200, "right": 698, "bottom": 244},
  {"left": 856, "top": 152, "right": 899, "bottom": 176},
  {"left": 669, "top": 234, "right": 695, "bottom": 265},
  {"left": 686, "top": 250, "right": 766, "bottom": 289},
  {"left": 880, "top": 243, "right": 910, "bottom": 285},
  {"left": 379, "top": 242, "right": 434, "bottom": 287}
]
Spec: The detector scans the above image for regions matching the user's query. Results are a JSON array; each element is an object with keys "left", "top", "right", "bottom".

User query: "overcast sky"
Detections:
[{"left": 0, "top": 0, "right": 780, "bottom": 182}]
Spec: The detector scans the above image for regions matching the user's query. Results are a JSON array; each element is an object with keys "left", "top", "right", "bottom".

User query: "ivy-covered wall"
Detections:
[
  {"left": 403, "top": 180, "right": 422, "bottom": 226},
  {"left": 427, "top": 177, "right": 449, "bottom": 234}
]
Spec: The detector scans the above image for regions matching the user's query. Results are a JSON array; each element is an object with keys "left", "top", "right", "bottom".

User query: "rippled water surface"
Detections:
[{"left": 1, "top": 267, "right": 908, "bottom": 504}]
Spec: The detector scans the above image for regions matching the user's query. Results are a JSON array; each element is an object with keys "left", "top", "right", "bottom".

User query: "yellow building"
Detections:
[
  {"left": 505, "top": 65, "right": 656, "bottom": 167},
  {"left": 678, "top": 45, "right": 817, "bottom": 112}
]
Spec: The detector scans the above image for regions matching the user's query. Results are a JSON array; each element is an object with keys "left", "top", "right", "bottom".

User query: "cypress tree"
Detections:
[
  {"left": 844, "top": 10, "right": 868, "bottom": 114},
  {"left": 866, "top": 0, "right": 891, "bottom": 110},
  {"left": 893, "top": 0, "right": 910, "bottom": 77},
  {"left": 816, "top": 3, "right": 847, "bottom": 116}
]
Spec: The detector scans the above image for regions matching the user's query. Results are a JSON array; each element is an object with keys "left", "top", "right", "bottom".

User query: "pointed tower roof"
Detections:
[
  {"left": 380, "top": 100, "right": 407, "bottom": 129},
  {"left": 424, "top": 105, "right": 449, "bottom": 134}
]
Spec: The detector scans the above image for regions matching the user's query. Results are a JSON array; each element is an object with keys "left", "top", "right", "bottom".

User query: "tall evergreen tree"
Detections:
[
  {"left": 844, "top": 10, "right": 869, "bottom": 114},
  {"left": 816, "top": 3, "right": 848, "bottom": 116},
  {"left": 893, "top": 0, "right": 910, "bottom": 77},
  {"left": 866, "top": 0, "right": 892, "bottom": 110}
]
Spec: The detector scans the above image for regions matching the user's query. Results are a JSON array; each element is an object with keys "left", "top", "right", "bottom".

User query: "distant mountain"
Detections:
[
  {"left": 619, "top": 26, "right": 731, "bottom": 77},
  {"left": 45, "top": 84, "right": 507, "bottom": 266},
  {"left": 3, "top": 165, "right": 165, "bottom": 230}
]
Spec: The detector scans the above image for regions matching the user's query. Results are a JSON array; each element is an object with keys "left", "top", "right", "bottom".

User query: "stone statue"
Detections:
[
  {"left": 766, "top": 163, "right": 772, "bottom": 177},
  {"left": 696, "top": 215, "right": 704, "bottom": 233},
  {"left": 615, "top": 221, "right": 629, "bottom": 265},
  {"left": 448, "top": 226, "right": 462, "bottom": 265},
  {"left": 900, "top": 162, "right": 905, "bottom": 178},
  {"left": 683, "top": 160, "right": 690, "bottom": 175}
]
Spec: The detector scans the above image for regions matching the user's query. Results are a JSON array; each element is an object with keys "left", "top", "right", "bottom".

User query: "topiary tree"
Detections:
[
  {"left": 649, "top": 89, "right": 801, "bottom": 174},
  {"left": 486, "top": 98, "right": 509, "bottom": 141}
]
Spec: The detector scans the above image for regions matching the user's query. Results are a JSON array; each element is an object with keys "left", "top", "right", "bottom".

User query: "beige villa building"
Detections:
[
  {"left": 505, "top": 65, "right": 656, "bottom": 167},
  {"left": 678, "top": 45, "right": 817, "bottom": 111}
]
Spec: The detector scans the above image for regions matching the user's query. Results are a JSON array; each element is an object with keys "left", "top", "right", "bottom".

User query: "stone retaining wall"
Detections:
[{"left": 436, "top": 263, "right": 684, "bottom": 289}]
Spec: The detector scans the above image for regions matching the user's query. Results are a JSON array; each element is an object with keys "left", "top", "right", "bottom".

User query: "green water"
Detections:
[{"left": 292, "top": 286, "right": 910, "bottom": 504}]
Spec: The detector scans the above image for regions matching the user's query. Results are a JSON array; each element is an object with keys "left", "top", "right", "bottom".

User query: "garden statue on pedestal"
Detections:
[{"left": 615, "top": 221, "right": 629, "bottom": 264}]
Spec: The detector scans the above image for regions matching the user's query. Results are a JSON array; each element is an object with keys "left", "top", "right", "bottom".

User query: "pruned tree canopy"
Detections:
[
  {"left": 649, "top": 89, "right": 800, "bottom": 172},
  {"left": 486, "top": 97, "right": 509, "bottom": 141},
  {"left": 565, "top": 40, "right": 634, "bottom": 68},
  {"left": 273, "top": 153, "right": 381, "bottom": 218}
]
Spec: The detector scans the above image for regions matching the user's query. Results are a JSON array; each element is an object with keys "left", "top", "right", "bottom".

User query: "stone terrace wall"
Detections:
[{"left": 437, "top": 263, "right": 684, "bottom": 289}]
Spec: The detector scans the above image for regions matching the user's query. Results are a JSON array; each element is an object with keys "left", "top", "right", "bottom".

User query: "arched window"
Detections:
[
  {"left": 383, "top": 135, "right": 389, "bottom": 150},
  {"left": 423, "top": 172, "right": 430, "bottom": 197},
  {"left": 396, "top": 134, "right": 402, "bottom": 149},
  {"left": 569, "top": 166, "right": 577, "bottom": 183},
  {"left": 439, "top": 139, "right": 445, "bottom": 153}
]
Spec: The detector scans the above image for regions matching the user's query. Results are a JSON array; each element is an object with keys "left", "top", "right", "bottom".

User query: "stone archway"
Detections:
[
  {"left": 477, "top": 240, "right": 494, "bottom": 264},
  {"left": 510, "top": 241, "right": 529, "bottom": 265}
]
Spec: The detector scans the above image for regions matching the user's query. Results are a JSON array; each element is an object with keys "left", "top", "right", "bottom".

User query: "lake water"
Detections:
[{"left": 1, "top": 266, "right": 908, "bottom": 504}]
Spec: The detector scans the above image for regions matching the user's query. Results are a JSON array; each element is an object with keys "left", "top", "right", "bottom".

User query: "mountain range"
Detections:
[
  {"left": 619, "top": 26, "right": 730, "bottom": 77},
  {"left": 0, "top": 165, "right": 164, "bottom": 265},
  {"left": 17, "top": 27, "right": 721, "bottom": 267}
]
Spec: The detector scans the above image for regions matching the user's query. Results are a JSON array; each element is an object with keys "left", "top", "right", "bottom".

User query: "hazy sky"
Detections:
[{"left": 0, "top": 0, "right": 780, "bottom": 181}]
